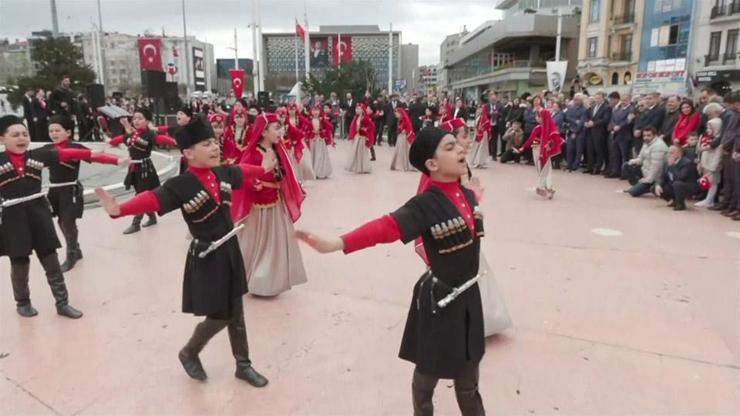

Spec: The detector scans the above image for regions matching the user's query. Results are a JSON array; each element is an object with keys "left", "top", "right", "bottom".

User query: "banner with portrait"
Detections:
[
  {"left": 309, "top": 37, "right": 329, "bottom": 68},
  {"left": 193, "top": 47, "right": 206, "bottom": 91},
  {"left": 546, "top": 61, "right": 568, "bottom": 94}
]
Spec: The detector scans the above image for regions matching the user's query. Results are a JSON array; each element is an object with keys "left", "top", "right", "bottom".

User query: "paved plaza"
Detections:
[{"left": 1, "top": 140, "right": 739, "bottom": 415}]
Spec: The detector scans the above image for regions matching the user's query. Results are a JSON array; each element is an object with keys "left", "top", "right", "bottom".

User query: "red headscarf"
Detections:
[
  {"left": 230, "top": 113, "right": 305, "bottom": 223},
  {"left": 440, "top": 118, "right": 466, "bottom": 134},
  {"left": 348, "top": 103, "right": 376, "bottom": 148},
  {"left": 309, "top": 105, "right": 335, "bottom": 146},
  {"left": 475, "top": 109, "right": 491, "bottom": 143},
  {"left": 439, "top": 103, "right": 453, "bottom": 124},
  {"left": 395, "top": 107, "right": 415, "bottom": 144},
  {"left": 520, "top": 108, "right": 564, "bottom": 165}
]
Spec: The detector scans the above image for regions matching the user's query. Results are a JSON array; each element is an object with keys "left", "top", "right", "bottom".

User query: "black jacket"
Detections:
[
  {"left": 587, "top": 103, "right": 612, "bottom": 140},
  {"left": 662, "top": 156, "right": 699, "bottom": 185},
  {"left": 635, "top": 105, "right": 665, "bottom": 132}
]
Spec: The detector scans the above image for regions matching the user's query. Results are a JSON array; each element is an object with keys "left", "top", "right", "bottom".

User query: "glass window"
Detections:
[
  {"left": 590, "top": 0, "right": 600, "bottom": 22},
  {"left": 726, "top": 30, "right": 738, "bottom": 55},
  {"left": 588, "top": 37, "right": 598, "bottom": 58},
  {"left": 709, "top": 32, "right": 722, "bottom": 58}
]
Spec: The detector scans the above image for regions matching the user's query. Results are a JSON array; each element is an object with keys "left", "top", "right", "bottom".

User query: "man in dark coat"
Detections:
[
  {"left": 584, "top": 91, "right": 612, "bottom": 174},
  {"left": 408, "top": 95, "right": 425, "bottom": 133},
  {"left": 655, "top": 144, "right": 700, "bottom": 211},
  {"left": 660, "top": 95, "right": 681, "bottom": 145},
  {"left": 634, "top": 92, "right": 665, "bottom": 154},
  {"left": 386, "top": 94, "right": 400, "bottom": 146},
  {"left": 22, "top": 89, "right": 36, "bottom": 138},
  {"left": 342, "top": 92, "right": 356, "bottom": 138},
  {"left": 606, "top": 92, "right": 634, "bottom": 178}
]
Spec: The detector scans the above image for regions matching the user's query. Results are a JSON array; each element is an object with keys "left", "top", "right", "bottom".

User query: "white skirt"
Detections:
[
  {"left": 311, "top": 139, "right": 333, "bottom": 179},
  {"left": 390, "top": 133, "right": 415, "bottom": 171},
  {"left": 478, "top": 254, "right": 512, "bottom": 336},
  {"left": 238, "top": 200, "right": 308, "bottom": 297},
  {"left": 345, "top": 136, "right": 372, "bottom": 174},
  {"left": 298, "top": 144, "right": 316, "bottom": 181},
  {"left": 468, "top": 137, "right": 490, "bottom": 169}
]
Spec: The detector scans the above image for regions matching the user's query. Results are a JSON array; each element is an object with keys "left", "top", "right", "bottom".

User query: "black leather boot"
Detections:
[
  {"left": 141, "top": 213, "right": 157, "bottom": 228},
  {"left": 180, "top": 318, "right": 229, "bottom": 381},
  {"left": 38, "top": 252, "right": 83, "bottom": 319},
  {"left": 123, "top": 215, "right": 143, "bottom": 235},
  {"left": 10, "top": 260, "right": 37, "bottom": 317},
  {"left": 228, "top": 304, "right": 268, "bottom": 387},
  {"left": 60, "top": 218, "right": 82, "bottom": 272}
]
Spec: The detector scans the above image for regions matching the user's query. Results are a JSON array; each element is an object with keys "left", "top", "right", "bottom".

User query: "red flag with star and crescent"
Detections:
[
  {"left": 230, "top": 69, "right": 245, "bottom": 99},
  {"left": 138, "top": 38, "right": 163, "bottom": 71},
  {"left": 331, "top": 35, "right": 352, "bottom": 65}
]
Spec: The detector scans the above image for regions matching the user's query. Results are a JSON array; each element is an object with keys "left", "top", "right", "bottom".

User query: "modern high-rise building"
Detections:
[{"left": 400, "top": 43, "right": 420, "bottom": 93}]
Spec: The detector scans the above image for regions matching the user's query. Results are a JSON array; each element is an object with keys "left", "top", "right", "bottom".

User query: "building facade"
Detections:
[
  {"left": 690, "top": 0, "right": 740, "bottom": 94},
  {"left": 631, "top": 0, "right": 692, "bottom": 95},
  {"left": 438, "top": 31, "right": 466, "bottom": 91},
  {"left": 400, "top": 43, "right": 420, "bottom": 93},
  {"left": 75, "top": 32, "right": 216, "bottom": 97},
  {"left": 262, "top": 25, "right": 401, "bottom": 94},
  {"left": 577, "top": 0, "right": 646, "bottom": 94},
  {"left": 443, "top": 0, "right": 581, "bottom": 102},
  {"left": 419, "top": 64, "right": 439, "bottom": 94},
  {"left": 0, "top": 39, "right": 33, "bottom": 85}
]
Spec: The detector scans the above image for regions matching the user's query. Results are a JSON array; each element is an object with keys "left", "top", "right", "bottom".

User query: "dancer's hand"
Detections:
[
  {"left": 117, "top": 157, "right": 131, "bottom": 167},
  {"left": 295, "top": 230, "right": 344, "bottom": 253},
  {"left": 95, "top": 188, "right": 121, "bottom": 217}
]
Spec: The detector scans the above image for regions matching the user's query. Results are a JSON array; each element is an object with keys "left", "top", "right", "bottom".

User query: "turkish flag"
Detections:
[
  {"left": 230, "top": 69, "right": 245, "bottom": 99},
  {"left": 296, "top": 19, "right": 307, "bottom": 41},
  {"left": 331, "top": 35, "right": 352, "bottom": 65},
  {"left": 138, "top": 38, "right": 163, "bottom": 71}
]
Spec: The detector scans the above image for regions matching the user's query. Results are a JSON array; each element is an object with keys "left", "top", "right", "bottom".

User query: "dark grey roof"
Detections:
[{"left": 317, "top": 25, "right": 382, "bottom": 34}]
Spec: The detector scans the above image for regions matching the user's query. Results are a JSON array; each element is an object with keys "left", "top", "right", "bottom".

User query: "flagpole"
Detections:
[
  {"left": 256, "top": 0, "right": 264, "bottom": 95},
  {"left": 181, "top": 0, "right": 191, "bottom": 97},
  {"left": 295, "top": 33, "right": 300, "bottom": 82},
  {"left": 250, "top": 0, "right": 259, "bottom": 94},
  {"left": 234, "top": 28, "right": 239, "bottom": 70},
  {"left": 388, "top": 22, "right": 393, "bottom": 93},
  {"left": 304, "top": 0, "right": 310, "bottom": 80}
]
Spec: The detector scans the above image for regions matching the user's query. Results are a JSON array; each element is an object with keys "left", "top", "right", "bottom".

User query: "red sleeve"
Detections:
[
  {"left": 89, "top": 153, "right": 119, "bottom": 166},
  {"left": 519, "top": 125, "right": 541, "bottom": 152},
  {"left": 238, "top": 163, "right": 265, "bottom": 181},
  {"left": 341, "top": 215, "right": 402, "bottom": 254},
  {"left": 118, "top": 191, "right": 161, "bottom": 217},
  {"left": 156, "top": 125, "right": 170, "bottom": 134},
  {"left": 58, "top": 148, "right": 92, "bottom": 162},
  {"left": 155, "top": 135, "right": 178, "bottom": 147},
  {"left": 108, "top": 135, "right": 125, "bottom": 146}
]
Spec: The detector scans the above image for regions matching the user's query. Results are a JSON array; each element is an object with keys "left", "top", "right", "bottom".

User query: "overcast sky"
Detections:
[{"left": 0, "top": 0, "right": 501, "bottom": 65}]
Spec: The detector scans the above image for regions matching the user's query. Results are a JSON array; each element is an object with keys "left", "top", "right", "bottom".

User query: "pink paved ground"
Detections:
[{"left": 2, "top": 141, "right": 739, "bottom": 415}]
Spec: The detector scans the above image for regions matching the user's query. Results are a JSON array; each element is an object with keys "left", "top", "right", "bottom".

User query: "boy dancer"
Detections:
[
  {"left": 43, "top": 115, "right": 128, "bottom": 271},
  {"left": 95, "top": 118, "right": 274, "bottom": 386},
  {"left": 0, "top": 115, "right": 93, "bottom": 318},
  {"left": 297, "top": 127, "right": 486, "bottom": 415}
]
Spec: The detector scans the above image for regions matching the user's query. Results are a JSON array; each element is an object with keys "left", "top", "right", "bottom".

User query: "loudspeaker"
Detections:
[
  {"left": 141, "top": 70, "right": 166, "bottom": 98},
  {"left": 164, "top": 82, "right": 179, "bottom": 112},
  {"left": 86, "top": 83, "right": 105, "bottom": 108}
]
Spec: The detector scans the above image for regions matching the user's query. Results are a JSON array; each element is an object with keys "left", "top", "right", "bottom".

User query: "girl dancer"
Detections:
[
  {"left": 515, "top": 108, "right": 565, "bottom": 199},
  {"left": 309, "top": 104, "right": 334, "bottom": 179},
  {"left": 296, "top": 104, "right": 317, "bottom": 182},
  {"left": 469, "top": 106, "right": 491, "bottom": 169},
  {"left": 346, "top": 103, "right": 375, "bottom": 174},
  {"left": 390, "top": 107, "right": 416, "bottom": 171},
  {"left": 225, "top": 107, "right": 250, "bottom": 154},
  {"left": 108, "top": 108, "right": 178, "bottom": 234},
  {"left": 209, "top": 113, "right": 240, "bottom": 165},
  {"left": 44, "top": 115, "right": 127, "bottom": 272},
  {"left": 231, "top": 113, "right": 308, "bottom": 297}
]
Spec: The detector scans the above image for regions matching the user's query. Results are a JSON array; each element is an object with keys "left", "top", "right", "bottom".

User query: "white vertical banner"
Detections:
[{"left": 546, "top": 61, "right": 568, "bottom": 94}]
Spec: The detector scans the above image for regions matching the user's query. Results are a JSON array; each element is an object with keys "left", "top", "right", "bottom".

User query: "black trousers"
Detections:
[
  {"left": 182, "top": 296, "right": 251, "bottom": 367},
  {"left": 375, "top": 121, "right": 385, "bottom": 144},
  {"left": 720, "top": 153, "right": 736, "bottom": 209},
  {"left": 412, "top": 364, "right": 485, "bottom": 416},
  {"left": 57, "top": 211, "right": 80, "bottom": 253},
  {"left": 734, "top": 160, "right": 740, "bottom": 211},
  {"left": 608, "top": 136, "right": 632, "bottom": 176},
  {"left": 586, "top": 132, "right": 607, "bottom": 172},
  {"left": 387, "top": 119, "right": 398, "bottom": 146},
  {"left": 499, "top": 149, "right": 521, "bottom": 164},
  {"left": 660, "top": 180, "right": 698, "bottom": 207}
]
